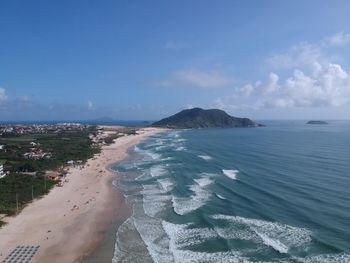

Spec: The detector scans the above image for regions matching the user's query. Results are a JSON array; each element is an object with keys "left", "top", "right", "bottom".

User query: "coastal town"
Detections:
[
  {"left": 0, "top": 123, "right": 137, "bottom": 225},
  {"left": 0, "top": 124, "right": 161, "bottom": 263}
]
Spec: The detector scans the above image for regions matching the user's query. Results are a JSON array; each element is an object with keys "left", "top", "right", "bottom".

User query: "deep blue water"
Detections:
[{"left": 112, "top": 121, "right": 350, "bottom": 262}]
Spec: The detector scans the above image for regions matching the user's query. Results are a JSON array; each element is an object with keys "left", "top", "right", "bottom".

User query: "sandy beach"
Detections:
[{"left": 0, "top": 126, "right": 164, "bottom": 263}]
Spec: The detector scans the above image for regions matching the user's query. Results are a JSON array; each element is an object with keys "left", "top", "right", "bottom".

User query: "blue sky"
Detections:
[{"left": 1, "top": 1, "right": 350, "bottom": 120}]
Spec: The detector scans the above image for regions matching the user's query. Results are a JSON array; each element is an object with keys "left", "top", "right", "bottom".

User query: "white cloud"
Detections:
[
  {"left": 0, "top": 87, "right": 7, "bottom": 102},
  {"left": 268, "top": 31, "right": 350, "bottom": 74},
  {"left": 216, "top": 63, "right": 350, "bottom": 111},
  {"left": 159, "top": 69, "right": 233, "bottom": 89},
  {"left": 87, "top": 101, "right": 93, "bottom": 110},
  {"left": 326, "top": 31, "right": 350, "bottom": 46},
  {"left": 267, "top": 42, "right": 324, "bottom": 75}
]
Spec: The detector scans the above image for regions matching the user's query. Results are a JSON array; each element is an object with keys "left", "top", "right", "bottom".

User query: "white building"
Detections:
[
  {"left": 0, "top": 165, "right": 5, "bottom": 179},
  {"left": 66, "top": 160, "right": 75, "bottom": 166}
]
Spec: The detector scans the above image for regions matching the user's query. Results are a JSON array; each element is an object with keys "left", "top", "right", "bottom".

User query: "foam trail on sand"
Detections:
[
  {"left": 113, "top": 218, "right": 153, "bottom": 263},
  {"left": 133, "top": 209, "right": 174, "bottom": 263},
  {"left": 222, "top": 169, "right": 239, "bottom": 180},
  {"left": 134, "top": 145, "right": 141, "bottom": 152}
]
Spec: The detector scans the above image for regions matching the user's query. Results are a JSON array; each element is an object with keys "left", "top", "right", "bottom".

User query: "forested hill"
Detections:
[{"left": 152, "top": 108, "right": 263, "bottom": 129}]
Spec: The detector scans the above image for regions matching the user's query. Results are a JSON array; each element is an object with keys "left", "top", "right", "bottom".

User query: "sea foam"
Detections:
[
  {"left": 222, "top": 169, "right": 239, "bottom": 180},
  {"left": 215, "top": 193, "right": 226, "bottom": 200},
  {"left": 212, "top": 214, "right": 312, "bottom": 254},
  {"left": 142, "top": 184, "right": 171, "bottom": 217},
  {"left": 148, "top": 151, "right": 162, "bottom": 160},
  {"left": 302, "top": 253, "right": 350, "bottom": 263},
  {"left": 162, "top": 221, "right": 232, "bottom": 262},
  {"left": 161, "top": 221, "right": 265, "bottom": 263},
  {"left": 133, "top": 214, "right": 174, "bottom": 263},
  {"left": 193, "top": 177, "right": 212, "bottom": 187},
  {"left": 172, "top": 177, "right": 213, "bottom": 215},
  {"left": 175, "top": 146, "right": 186, "bottom": 151},
  {"left": 198, "top": 155, "right": 212, "bottom": 161},
  {"left": 157, "top": 178, "right": 174, "bottom": 192},
  {"left": 113, "top": 218, "right": 153, "bottom": 263},
  {"left": 172, "top": 186, "right": 210, "bottom": 215},
  {"left": 255, "top": 231, "right": 289, "bottom": 254},
  {"left": 150, "top": 165, "right": 167, "bottom": 178}
]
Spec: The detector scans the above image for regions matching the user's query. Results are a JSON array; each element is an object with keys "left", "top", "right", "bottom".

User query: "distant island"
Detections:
[
  {"left": 306, "top": 120, "right": 328, "bottom": 125},
  {"left": 152, "top": 108, "right": 263, "bottom": 129}
]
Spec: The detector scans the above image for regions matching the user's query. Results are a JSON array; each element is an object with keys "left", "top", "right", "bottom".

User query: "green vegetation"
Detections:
[
  {"left": 0, "top": 127, "right": 99, "bottom": 173},
  {"left": 0, "top": 126, "right": 100, "bottom": 225},
  {"left": 0, "top": 173, "right": 56, "bottom": 216}
]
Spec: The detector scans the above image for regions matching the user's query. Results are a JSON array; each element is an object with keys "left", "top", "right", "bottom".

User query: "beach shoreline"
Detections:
[{"left": 0, "top": 126, "right": 165, "bottom": 263}]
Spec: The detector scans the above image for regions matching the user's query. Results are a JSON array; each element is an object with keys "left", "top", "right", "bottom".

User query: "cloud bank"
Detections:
[{"left": 215, "top": 32, "right": 350, "bottom": 111}]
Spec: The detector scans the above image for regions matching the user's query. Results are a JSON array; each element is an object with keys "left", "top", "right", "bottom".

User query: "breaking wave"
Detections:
[{"left": 222, "top": 169, "right": 239, "bottom": 180}]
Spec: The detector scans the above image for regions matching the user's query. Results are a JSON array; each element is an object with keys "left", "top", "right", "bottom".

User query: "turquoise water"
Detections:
[{"left": 112, "top": 121, "right": 350, "bottom": 262}]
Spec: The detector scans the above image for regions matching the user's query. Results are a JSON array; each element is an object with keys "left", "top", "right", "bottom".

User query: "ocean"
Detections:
[{"left": 111, "top": 121, "right": 350, "bottom": 263}]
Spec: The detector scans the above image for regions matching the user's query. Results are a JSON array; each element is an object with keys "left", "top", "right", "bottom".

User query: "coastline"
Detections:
[{"left": 0, "top": 126, "right": 165, "bottom": 263}]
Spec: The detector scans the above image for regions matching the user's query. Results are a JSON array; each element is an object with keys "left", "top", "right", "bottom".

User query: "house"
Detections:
[
  {"left": 48, "top": 172, "right": 59, "bottom": 181},
  {"left": 66, "top": 160, "right": 75, "bottom": 166},
  {"left": 23, "top": 149, "right": 51, "bottom": 160}
]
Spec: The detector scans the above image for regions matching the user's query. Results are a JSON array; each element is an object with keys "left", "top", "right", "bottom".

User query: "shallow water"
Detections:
[{"left": 112, "top": 121, "right": 350, "bottom": 262}]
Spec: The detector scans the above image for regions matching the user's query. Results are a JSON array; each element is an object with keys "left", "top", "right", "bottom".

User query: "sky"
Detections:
[{"left": 1, "top": 0, "right": 350, "bottom": 121}]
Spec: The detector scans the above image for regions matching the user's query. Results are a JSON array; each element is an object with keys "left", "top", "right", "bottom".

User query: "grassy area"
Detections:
[{"left": 0, "top": 126, "right": 100, "bottom": 225}]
